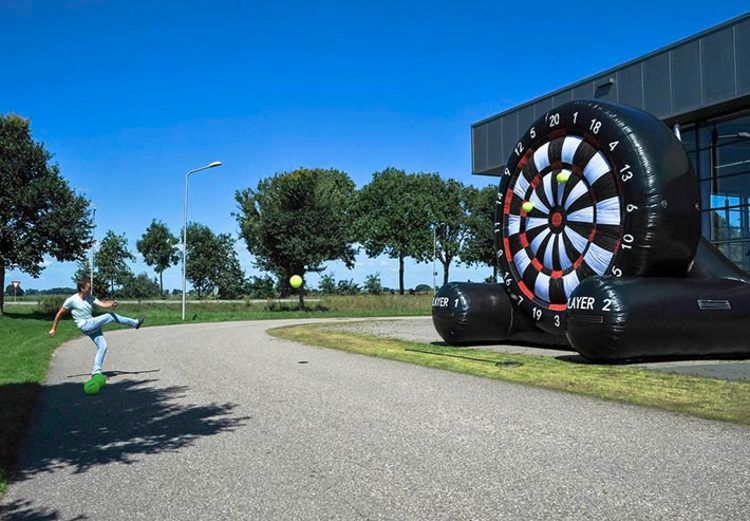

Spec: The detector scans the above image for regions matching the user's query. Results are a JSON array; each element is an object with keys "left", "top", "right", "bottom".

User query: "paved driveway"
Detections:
[{"left": 2, "top": 318, "right": 749, "bottom": 520}]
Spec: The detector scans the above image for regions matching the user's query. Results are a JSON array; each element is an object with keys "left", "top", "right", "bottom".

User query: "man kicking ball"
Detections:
[{"left": 49, "top": 278, "right": 145, "bottom": 389}]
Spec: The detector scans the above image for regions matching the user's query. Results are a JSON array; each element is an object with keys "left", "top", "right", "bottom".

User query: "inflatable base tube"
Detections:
[
  {"left": 432, "top": 283, "right": 512, "bottom": 345},
  {"left": 432, "top": 282, "right": 568, "bottom": 348},
  {"left": 567, "top": 277, "right": 750, "bottom": 361}
]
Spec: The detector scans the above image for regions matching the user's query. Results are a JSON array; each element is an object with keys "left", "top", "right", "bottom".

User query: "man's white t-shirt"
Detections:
[{"left": 63, "top": 294, "right": 96, "bottom": 328}]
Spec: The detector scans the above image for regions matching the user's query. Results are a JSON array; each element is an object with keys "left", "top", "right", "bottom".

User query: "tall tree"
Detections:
[
  {"left": 0, "top": 114, "right": 92, "bottom": 315},
  {"left": 137, "top": 219, "right": 179, "bottom": 295},
  {"left": 356, "top": 169, "right": 439, "bottom": 295},
  {"left": 462, "top": 185, "right": 499, "bottom": 281},
  {"left": 96, "top": 230, "right": 135, "bottom": 297},
  {"left": 184, "top": 223, "right": 217, "bottom": 297},
  {"left": 121, "top": 273, "right": 160, "bottom": 303},
  {"left": 431, "top": 178, "right": 471, "bottom": 286},
  {"left": 235, "top": 168, "right": 357, "bottom": 308},
  {"left": 184, "top": 223, "right": 245, "bottom": 298},
  {"left": 213, "top": 234, "right": 245, "bottom": 299}
]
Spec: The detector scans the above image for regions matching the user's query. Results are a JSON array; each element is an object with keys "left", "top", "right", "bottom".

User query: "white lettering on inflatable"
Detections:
[
  {"left": 567, "top": 296, "right": 596, "bottom": 310},
  {"left": 620, "top": 164, "right": 633, "bottom": 182},
  {"left": 432, "top": 297, "right": 450, "bottom": 307}
]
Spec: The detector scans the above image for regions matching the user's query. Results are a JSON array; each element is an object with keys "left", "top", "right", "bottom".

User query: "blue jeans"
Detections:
[{"left": 79, "top": 313, "right": 139, "bottom": 375}]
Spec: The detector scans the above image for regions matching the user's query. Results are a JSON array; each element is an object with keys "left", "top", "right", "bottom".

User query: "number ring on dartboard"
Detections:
[
  {"left": 494, "top": 99, "right": 701, "bottom": 336},
  {"left": 500, "top": 134, "right": 623, "bottom": 327}
]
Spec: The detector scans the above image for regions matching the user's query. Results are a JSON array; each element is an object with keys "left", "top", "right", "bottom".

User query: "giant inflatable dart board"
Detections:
[{"left": 495, "top": 100, "right": 701, "bottom": 335}]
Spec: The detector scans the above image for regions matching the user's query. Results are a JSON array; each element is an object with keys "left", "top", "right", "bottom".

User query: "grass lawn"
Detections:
[
  {"left": 0, "top": 294, "right": 431, "bottom": 495},
  {"left": 268, "top": 322, "right": 750, "bottom": 426}
]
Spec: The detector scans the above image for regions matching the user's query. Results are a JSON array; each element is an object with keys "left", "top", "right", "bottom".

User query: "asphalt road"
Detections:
[{"left": 2, "top": 318, "right": 749, "bottom": 520}]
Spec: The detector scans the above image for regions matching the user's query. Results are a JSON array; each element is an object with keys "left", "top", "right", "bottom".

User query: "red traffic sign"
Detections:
[{"left": 11, "top": 281, "right": 20, "bottom": 288}]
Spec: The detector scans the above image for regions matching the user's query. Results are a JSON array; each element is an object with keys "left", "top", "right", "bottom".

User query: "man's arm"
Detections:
[
  {"left": 49, "top": 306, "right": 68, "bottom": 337},
  {"left": 93, "top": 297, "right": 118, "bottom": 309}
]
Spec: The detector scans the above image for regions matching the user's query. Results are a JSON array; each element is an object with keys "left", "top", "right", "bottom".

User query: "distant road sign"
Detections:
[{"left": 11, "top": 281, "right": 20, "bottom": 288}]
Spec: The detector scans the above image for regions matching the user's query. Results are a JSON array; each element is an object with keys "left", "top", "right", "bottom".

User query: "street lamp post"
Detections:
[
  {"left": 90, "top": 205, "right": 96, "bottom": 292},
  {"left": 433, "top": 224, "right": 436, "bottom": 294},
  {"left": 433, "top": 223, "right": 444, "bottom": 294},
  {"left": 182, "top": 161, "right": 223, "bottom": 321}
]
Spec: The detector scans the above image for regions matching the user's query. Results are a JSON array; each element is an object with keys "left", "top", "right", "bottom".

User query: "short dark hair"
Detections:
[{"left": 77, "top": 278, "right": 91, "bottom": 292}]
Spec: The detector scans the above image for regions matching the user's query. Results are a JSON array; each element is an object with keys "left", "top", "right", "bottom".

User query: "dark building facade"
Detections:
[{"left": 472, "top": 13, "right": 750, "bottom": 272}]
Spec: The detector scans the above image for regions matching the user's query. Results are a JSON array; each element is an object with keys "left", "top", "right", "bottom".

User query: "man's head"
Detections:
[{"left": 77, "top": 278, "right": 92, "bottom": 295}]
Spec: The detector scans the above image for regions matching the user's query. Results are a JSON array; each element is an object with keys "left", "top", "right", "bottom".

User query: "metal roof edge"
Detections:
[{"left": 471, "top": 11, "right": 750, "bottom": 128}]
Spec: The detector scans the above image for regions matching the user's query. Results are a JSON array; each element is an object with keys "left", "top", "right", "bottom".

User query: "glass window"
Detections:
[
  {"left": 713, "top": 173, "right": 750, "bottom": 204},
  {"left": 695, "top": 125, "right": 713, "bottom": 180},
  {"left": 680, "top": 125, "right": 699, "bottom": 177},
  {"left": 695, "top": 111, "right": 750, "bottom": 273}
]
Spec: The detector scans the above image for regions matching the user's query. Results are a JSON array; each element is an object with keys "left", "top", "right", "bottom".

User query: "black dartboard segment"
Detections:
[{"left": 494, "top": 100, "right": 700, "bottom": 335}]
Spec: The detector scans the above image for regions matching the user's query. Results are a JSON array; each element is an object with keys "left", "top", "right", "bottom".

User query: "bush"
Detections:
[
  {"left": 244, "top": 275, "right": 276, "bottom": 299},
  {"left": 37, "top": 296, "right": 65, "bottom": 316},
  {"left": 336, "top": 279, "right": 360, "bottom": 295},
  {"left": 120, "top": 274, "right": 160, "bottom": 301},
  {"left": 318, "top": 273, "right": 336, "bottom": 294},
  {"left": 364, "top": 273, "right": 383, "bottom": 295}
]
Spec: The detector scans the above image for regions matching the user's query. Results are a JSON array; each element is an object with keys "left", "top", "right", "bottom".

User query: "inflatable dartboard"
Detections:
[{"left": 495, "top": 99, "right": 701, "bottom": 335}]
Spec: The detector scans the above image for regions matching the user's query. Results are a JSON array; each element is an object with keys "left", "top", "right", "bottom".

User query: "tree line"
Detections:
[{"left": 0, "top": 115, "right": 497, "bottom": 314}]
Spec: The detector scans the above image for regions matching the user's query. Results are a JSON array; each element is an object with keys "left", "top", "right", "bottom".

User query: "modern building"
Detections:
[{"left": 472, "top": 13, "right": 750, "bottom": 272}]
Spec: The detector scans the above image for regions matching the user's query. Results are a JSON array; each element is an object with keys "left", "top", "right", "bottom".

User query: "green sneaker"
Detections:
[
  {"left": 92, "top": 373, "right": 107, "bottom": 387},
  {"left": 83, "top": 378, "right": 101, "bottom": 395}
]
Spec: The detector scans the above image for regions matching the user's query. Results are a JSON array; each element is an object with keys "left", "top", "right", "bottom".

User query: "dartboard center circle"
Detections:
[{"left": 549, "top": 208, "right": 565, "bottom": 231}]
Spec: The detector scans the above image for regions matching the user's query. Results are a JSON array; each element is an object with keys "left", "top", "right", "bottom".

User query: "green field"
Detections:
[{"left": 0, "top": 295, "right": 432, "bottom": 495}]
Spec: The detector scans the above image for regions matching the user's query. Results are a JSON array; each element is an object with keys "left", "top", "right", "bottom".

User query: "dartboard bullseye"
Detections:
[{"left": 495, "top": 100, "right": 700, "bottom": 335}]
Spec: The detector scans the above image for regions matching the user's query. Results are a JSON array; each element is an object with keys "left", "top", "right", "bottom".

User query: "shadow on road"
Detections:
[
  {"left": 64, "top": 369, "right": 161, "bottom": 379},
  {"left": 0, "top": 498, "right": 87, "bottom": 520},
  {"left": 2, "top": 377, "right": 249, "bottom": 489}
]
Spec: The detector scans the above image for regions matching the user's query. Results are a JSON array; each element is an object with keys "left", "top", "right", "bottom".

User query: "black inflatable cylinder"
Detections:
[
  {"left": 567, "top": 276, "right": 750, "bottom": 361},
  {"left": 432, "top": 283, "right": 513, "bottom": 345}
]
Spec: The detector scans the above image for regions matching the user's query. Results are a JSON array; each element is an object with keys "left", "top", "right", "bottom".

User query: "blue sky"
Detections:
[{"left": 3, "top": 1, "right": 748, "bottom": 292}]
